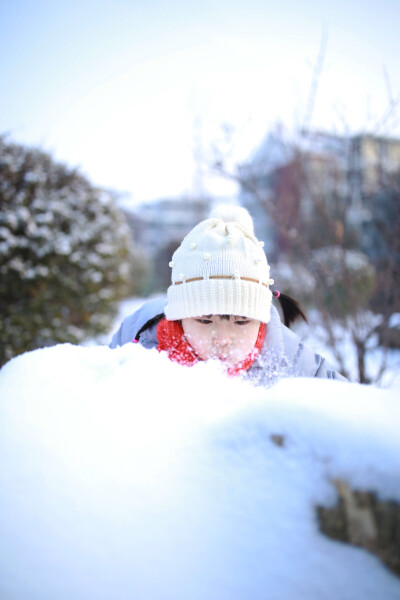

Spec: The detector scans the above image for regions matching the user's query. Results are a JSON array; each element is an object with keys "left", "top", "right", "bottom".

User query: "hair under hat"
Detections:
[{"left": 164, "top": 205, "right": 273, "bottom": 323}]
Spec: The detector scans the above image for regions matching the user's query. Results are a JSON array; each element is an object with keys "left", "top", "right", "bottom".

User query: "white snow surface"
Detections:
[{"left": 0, "top": 342, "right": 399, "bottom": 600}]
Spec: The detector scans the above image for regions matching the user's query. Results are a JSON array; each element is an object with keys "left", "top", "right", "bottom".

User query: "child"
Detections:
[{"left": 110, "top": 206, "right": 346, "bottom": 384}]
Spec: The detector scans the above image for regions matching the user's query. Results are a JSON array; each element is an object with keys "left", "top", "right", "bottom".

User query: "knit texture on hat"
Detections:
[
  {"left": 165, "top": 205, "right": 273, "bottom": 323},
  {"left": 156, "top": 318, "right": 266, "bottom": 376}
]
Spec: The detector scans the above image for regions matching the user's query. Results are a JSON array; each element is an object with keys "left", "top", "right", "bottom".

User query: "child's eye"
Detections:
[
  {"left": 234, "top": 319, "right": 251, "bottom": 326},
  {"left": 195, "top": 318, "right": 213, "bottom": 325}
]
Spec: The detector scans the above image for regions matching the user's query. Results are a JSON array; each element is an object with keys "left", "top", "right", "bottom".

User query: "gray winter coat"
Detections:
[{"left": 109, "top": 297, "right": 346, "bottom": 384}]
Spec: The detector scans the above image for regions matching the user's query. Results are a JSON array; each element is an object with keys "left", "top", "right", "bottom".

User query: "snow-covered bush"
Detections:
[{"left": 0, "top": 135, "right": 136, "bottom": 365}]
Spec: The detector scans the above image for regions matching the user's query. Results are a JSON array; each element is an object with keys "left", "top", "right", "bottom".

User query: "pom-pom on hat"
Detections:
[{"left": 165, "top": 205, "right": 273, "bottom": 323}]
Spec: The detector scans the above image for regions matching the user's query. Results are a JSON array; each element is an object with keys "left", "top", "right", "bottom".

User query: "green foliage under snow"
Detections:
[{"left": 0, "top": 135, "right": 136, "bottom": 366}]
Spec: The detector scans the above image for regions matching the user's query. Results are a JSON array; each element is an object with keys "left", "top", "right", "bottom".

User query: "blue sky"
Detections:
[{"left": 1, "top": 0, "right": 399, "bottom": 204}]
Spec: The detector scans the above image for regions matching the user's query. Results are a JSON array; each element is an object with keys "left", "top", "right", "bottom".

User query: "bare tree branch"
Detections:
[{"left": 302, "top": 25, "right": 329, "bottom": 134}]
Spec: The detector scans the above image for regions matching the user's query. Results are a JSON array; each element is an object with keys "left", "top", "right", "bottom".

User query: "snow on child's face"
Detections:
[{"left": 182, "top": 315, "right": 261, "bottom": 366}]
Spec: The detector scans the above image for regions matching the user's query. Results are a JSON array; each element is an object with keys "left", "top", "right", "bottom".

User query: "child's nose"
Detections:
[{"left": 213, "top": 327, "right": 232, "bottom": 346}]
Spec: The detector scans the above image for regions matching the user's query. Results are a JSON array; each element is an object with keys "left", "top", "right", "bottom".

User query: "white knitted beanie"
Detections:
[{"left": 164, "top": 205, "right": 274, "bottom": 323}]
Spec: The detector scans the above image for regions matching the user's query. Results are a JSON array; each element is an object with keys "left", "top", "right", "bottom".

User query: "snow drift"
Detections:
[{"left": 0, "top": 343, "right": 399, "bottom": 600}]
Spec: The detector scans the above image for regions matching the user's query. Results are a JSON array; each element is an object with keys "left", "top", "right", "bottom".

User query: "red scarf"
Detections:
[{"left": 156, "top": 318, "right": 266, "bottom": 377}]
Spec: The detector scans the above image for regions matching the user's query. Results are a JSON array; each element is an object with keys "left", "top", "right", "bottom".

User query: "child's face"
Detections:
[{"left": 181, "top": 315, "right": 261, "bottom": 367}]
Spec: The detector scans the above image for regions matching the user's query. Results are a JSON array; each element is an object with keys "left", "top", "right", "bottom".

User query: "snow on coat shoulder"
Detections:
[{"left": 109, "top": 296, "right": 167, "bottom": 349}]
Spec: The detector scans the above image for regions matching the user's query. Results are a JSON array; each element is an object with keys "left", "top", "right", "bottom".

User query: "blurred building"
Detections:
[
  {"left": 239, "top": 129, "right": 400, "bottom": 258},
  {"left": 125, "top": 196, "right": 211, "bottom": 291},
  {"left": 127, "top": 197, "right": 211, "bottom": 256},
  {"left": 349, "top": 134, "right": 400, "bottom": 199},
  {"left": 238, "top": 128, "right": 291, "bottom": 253}
]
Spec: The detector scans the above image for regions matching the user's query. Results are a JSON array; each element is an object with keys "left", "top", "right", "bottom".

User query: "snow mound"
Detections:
[{"left": 0, "top": 344, "right": 399, "bottom": 600}]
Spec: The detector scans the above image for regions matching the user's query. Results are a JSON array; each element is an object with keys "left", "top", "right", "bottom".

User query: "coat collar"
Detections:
[{"left": 245, "top": 306, "right": 289, "bottom": 385}]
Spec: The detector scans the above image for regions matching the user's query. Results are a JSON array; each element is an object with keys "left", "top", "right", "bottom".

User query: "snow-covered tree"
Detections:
[
  {"left": 212, "top": 125, "right": 400, "bottom": 383},
  {"left": 0, "top": 135, "right": 137, "bottom": 365}
]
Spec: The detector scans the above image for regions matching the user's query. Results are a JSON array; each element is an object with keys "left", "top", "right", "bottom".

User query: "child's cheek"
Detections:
[{"left": 191, "top": 336, "right": 212, "bottom": 359}]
